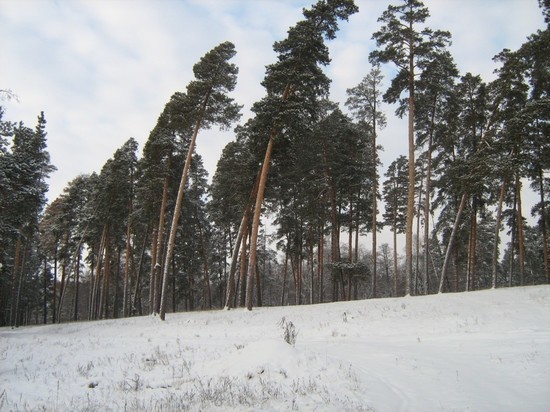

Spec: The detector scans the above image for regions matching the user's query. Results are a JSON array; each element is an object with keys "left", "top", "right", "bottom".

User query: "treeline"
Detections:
[{"left": 1, "top": 0, "right": 548, "bottom": 327}]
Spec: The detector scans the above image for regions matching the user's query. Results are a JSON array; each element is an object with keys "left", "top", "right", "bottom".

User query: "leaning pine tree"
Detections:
[
  {"left": 236, "top": 0, "right": 358, "bottom": 311},
  {"left": 158, "top": 41, "right": 241, "bottom": 320}
]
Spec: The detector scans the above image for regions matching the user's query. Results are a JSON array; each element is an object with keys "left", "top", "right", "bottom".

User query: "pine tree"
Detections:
[
  {"left": 240, "top": 0, "right": 358, "bottom": 310},
  {"left": 370, "top": 0, "right": 451, "bottom": 296},
  {"left": 5, "top": 112, "right": 55, "bottom": 326},
  {"left": 159, "top": 41, "right": 241, "bottom": 320},
  {"left": 346, "top": 65, "right": 386, "bottom": 298},
  {"left": 382, "top": 156, "right": 408, "bottom": 296}
]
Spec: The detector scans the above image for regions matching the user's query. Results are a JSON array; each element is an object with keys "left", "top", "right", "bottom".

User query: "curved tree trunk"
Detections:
[
  {"left": 246, "top": 135, "right": 275, "bottom": 310},
  {"left": 225, "top": 172, "right": 261, "bottom": 309},
  {"left": 160, "top": 116, "right": 204, "bottom": 320}
]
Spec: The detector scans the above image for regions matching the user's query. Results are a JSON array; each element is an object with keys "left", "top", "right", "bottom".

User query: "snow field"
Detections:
[{"left": 1, "top": 285, "right": 549, "bottom": 411}]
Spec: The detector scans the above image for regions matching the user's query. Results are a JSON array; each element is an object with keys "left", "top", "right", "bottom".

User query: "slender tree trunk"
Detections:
[
  {"left": 14, "top": 243, "right": 28, "bottom": 327},
  {"left": 101, "top": 224, "right": 111, "bottom": 319},
  {"left": 87, "top": 255, "right": 93, "bottom": 320},
  {"left": 372, "top": 104, "right": 378, "bottom": 300},
  {"left": 281, "top": 247, "right": 289, "bottom": 306},
  {"left": 238, "top": 222, "right": 250, "bottom": 307},
  {"left": 57, "top": 262, "right": 66, "bottom": 322},
  {"left": 160, "top": 114, "right": 204, "bottom": 320},
  {"left": 172, "top": 257, "right": 177, "bottom": 313},
  {"left": 492, "top": 178, "right": 507, "bottom": 288},
  {"left": 467, "top": 197, "right": 478, "bottom": 291},
  {"left": 132, "top": 227, "right": 148, "bottom": 316},
  {"left": 393, "top": 211, "right": 398, "bottom": 297},
  {"left": 224, "top": 172, "right": 260, "bottom": 309},
  {"left": 113, "top": 248, "right": 122, "bottom": 318},
  {"left": 149, "top": 225, "right": 158, "bottom": 314},
  {"left": 153, "top": 173, "right": 169, "bottom": 315},
  {"left": 10, "top": 225, "right": 23, "bottom": 327},
  {"left": 538, "top": 168, "right": 549, "bottom": 283},
  {"left": 423, "top": 131, "right": 433, "bottom": 295},
  {"left": 415, "top": 169, "right": 423, "bottom": 295},
  {"left": 318, "top": 222, "right": 325, "bottom": 303},
  {"left": 224, "top": 216, "right": 245, "bottom": 309},
  {"left": 516, "top": 174, "right": 525, "bottom": 286},
  {"left": 73, "top": 247, "right": 81, "bottom": 321},
  {"left": 405, "top": 25, "right": 416, "bottom": 297},
  {"left": 198, "top": 218, "right": 212, "bottom": 309},
  {"left": 309, "top": 229, "right": 315, "bottom": 305},
  {"left": 53, "top": 251, "right": 58, "bottom": 324},
  {"left": 509, "top": 189, "right": 517, "bottom": 287},
  {"left": 91, "top": 226, "right": 106, "bottom": 319},
  {"left": 43, "top": 259, "right": 48, "bottom": 324},
  {"left": 123, "top": 199, "right": 133, "bottom": 317},
  {"left": 439, "top": 193, "right": 468, "bottom": 293}
]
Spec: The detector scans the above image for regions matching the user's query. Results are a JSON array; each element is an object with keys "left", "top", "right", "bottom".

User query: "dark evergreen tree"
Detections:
[
  {"left": 1, "top": 112, "right": 55, "bottom": 326},
  {"left": 382, "top": 156, "right": 408, "bottom": 296},
  {"left": 346, "top": 65, "right": 386, "bottom": 298}
]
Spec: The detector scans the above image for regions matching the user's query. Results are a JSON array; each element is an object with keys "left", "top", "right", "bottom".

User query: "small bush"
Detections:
[{"left": 278, "top": 317, "right": 298, "bottom": 346}]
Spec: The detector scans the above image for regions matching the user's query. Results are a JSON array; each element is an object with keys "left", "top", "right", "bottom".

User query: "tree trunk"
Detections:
[
  {"left": 439, "top": 193, "right": 468, "bottom": 293},
  {"left": 148, "top": 225, "right": 158, "bottom": 315},
  {"left": 132, "top": 227, "right": 148, "bottom": 316},
  {"left": 246, "top": 134, "right": 275, "bottom": 311},
  {"left": 197, "top": 217, "right": 212, "bottom": 309},
  {"left": 153, "top": 173, "right": 169, "bottom": 315},
  {"left": 160, "top": 114, "right": 204, "bottom": 320},
  {"left": 43, "top": 259, "right": 48, "bottom": 324},
  {"left": 281, "top": 247, "right": 289, "bottom": 306},
  {"left": 538, "top": 168, "right": 549, "bottom": 283},
  {"left": 393, "top": 210, "right": 399, "bottom": 297},
  {"left": 10, "top": 225, "right": 23, "bottom": 327},
  {"left": 57, "top": 262, "right": 66, "bottom": 322},
  {"left": 467, "top": 196, "right": 478, "bottom": 291},
  {"left": 516, "top": 174, "right": 525, "bottom": 286},
  {"left": 421, "top": 95, "right": 438, "bottom": 295},
  {"left": 492, "top": 178, "right": 507, "bottom": 288},
  {"left": 123, "top": 198, "right": 133, "bottom": 317},
  {"left": 238, "top": 227, "right": 250, "bottom": 307},
  {"left": 509, "top": 189, "right": 517, "bottom": 287},
  {"left": 246, "top": 84, "right": 293, "bottom": 311},
  {"left": 73, "top": 247, "right": 81, "bottom": 321},
  {"left": 415, "top": 169, "right": 423, "bottom": 295},
  {"left": 372, "top": 102, "right": 378, "bottom": 300},
  {"left": 53, "top": 250, "right": 58, "bottom": 324},
  {"left": 405, "top": 21, "right": 416, "bottom": 297},
  {"left": 101, "top": 224, "right": 111, "bottom": 319},
  {"left": 318, "top": 222, "right": 325, "bottom": 303},
  {"left": 224, "top": 172, "right": 260, "bottom": 309},
  {"left": 113, "top": 247, "right": 122, "bottom": 318}
]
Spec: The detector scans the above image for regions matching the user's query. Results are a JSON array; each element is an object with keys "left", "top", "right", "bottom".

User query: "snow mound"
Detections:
[{"left": 1, "top": 286, "right": 549, "bottom": 411}]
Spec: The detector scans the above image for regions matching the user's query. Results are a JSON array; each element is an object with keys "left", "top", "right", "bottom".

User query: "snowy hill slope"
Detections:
[{"left": 1, "top": 286, "right": 549, "bottom": 411}]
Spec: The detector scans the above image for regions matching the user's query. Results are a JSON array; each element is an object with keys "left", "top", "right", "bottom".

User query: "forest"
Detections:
[{"left": 1, "top": 0, "right": 549, "bottom": 327}]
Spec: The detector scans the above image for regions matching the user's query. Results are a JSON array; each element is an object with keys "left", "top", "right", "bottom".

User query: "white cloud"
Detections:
[{"left": 0, "top": 0, "right": 545, "bottom": 204}]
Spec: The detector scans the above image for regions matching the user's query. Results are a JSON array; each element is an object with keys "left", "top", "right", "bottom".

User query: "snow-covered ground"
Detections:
[{"left": 1, "top": 286, "right": 549, "bottom": 411}]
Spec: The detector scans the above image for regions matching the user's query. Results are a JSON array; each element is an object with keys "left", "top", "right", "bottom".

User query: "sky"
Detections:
[{"left": 0, "top": 0, "right": 546, "bottom": 204}]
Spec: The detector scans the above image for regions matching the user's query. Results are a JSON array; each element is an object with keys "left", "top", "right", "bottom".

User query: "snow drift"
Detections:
[{"left": 1, "top": 286, "right": 549, "bottom": 411}]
